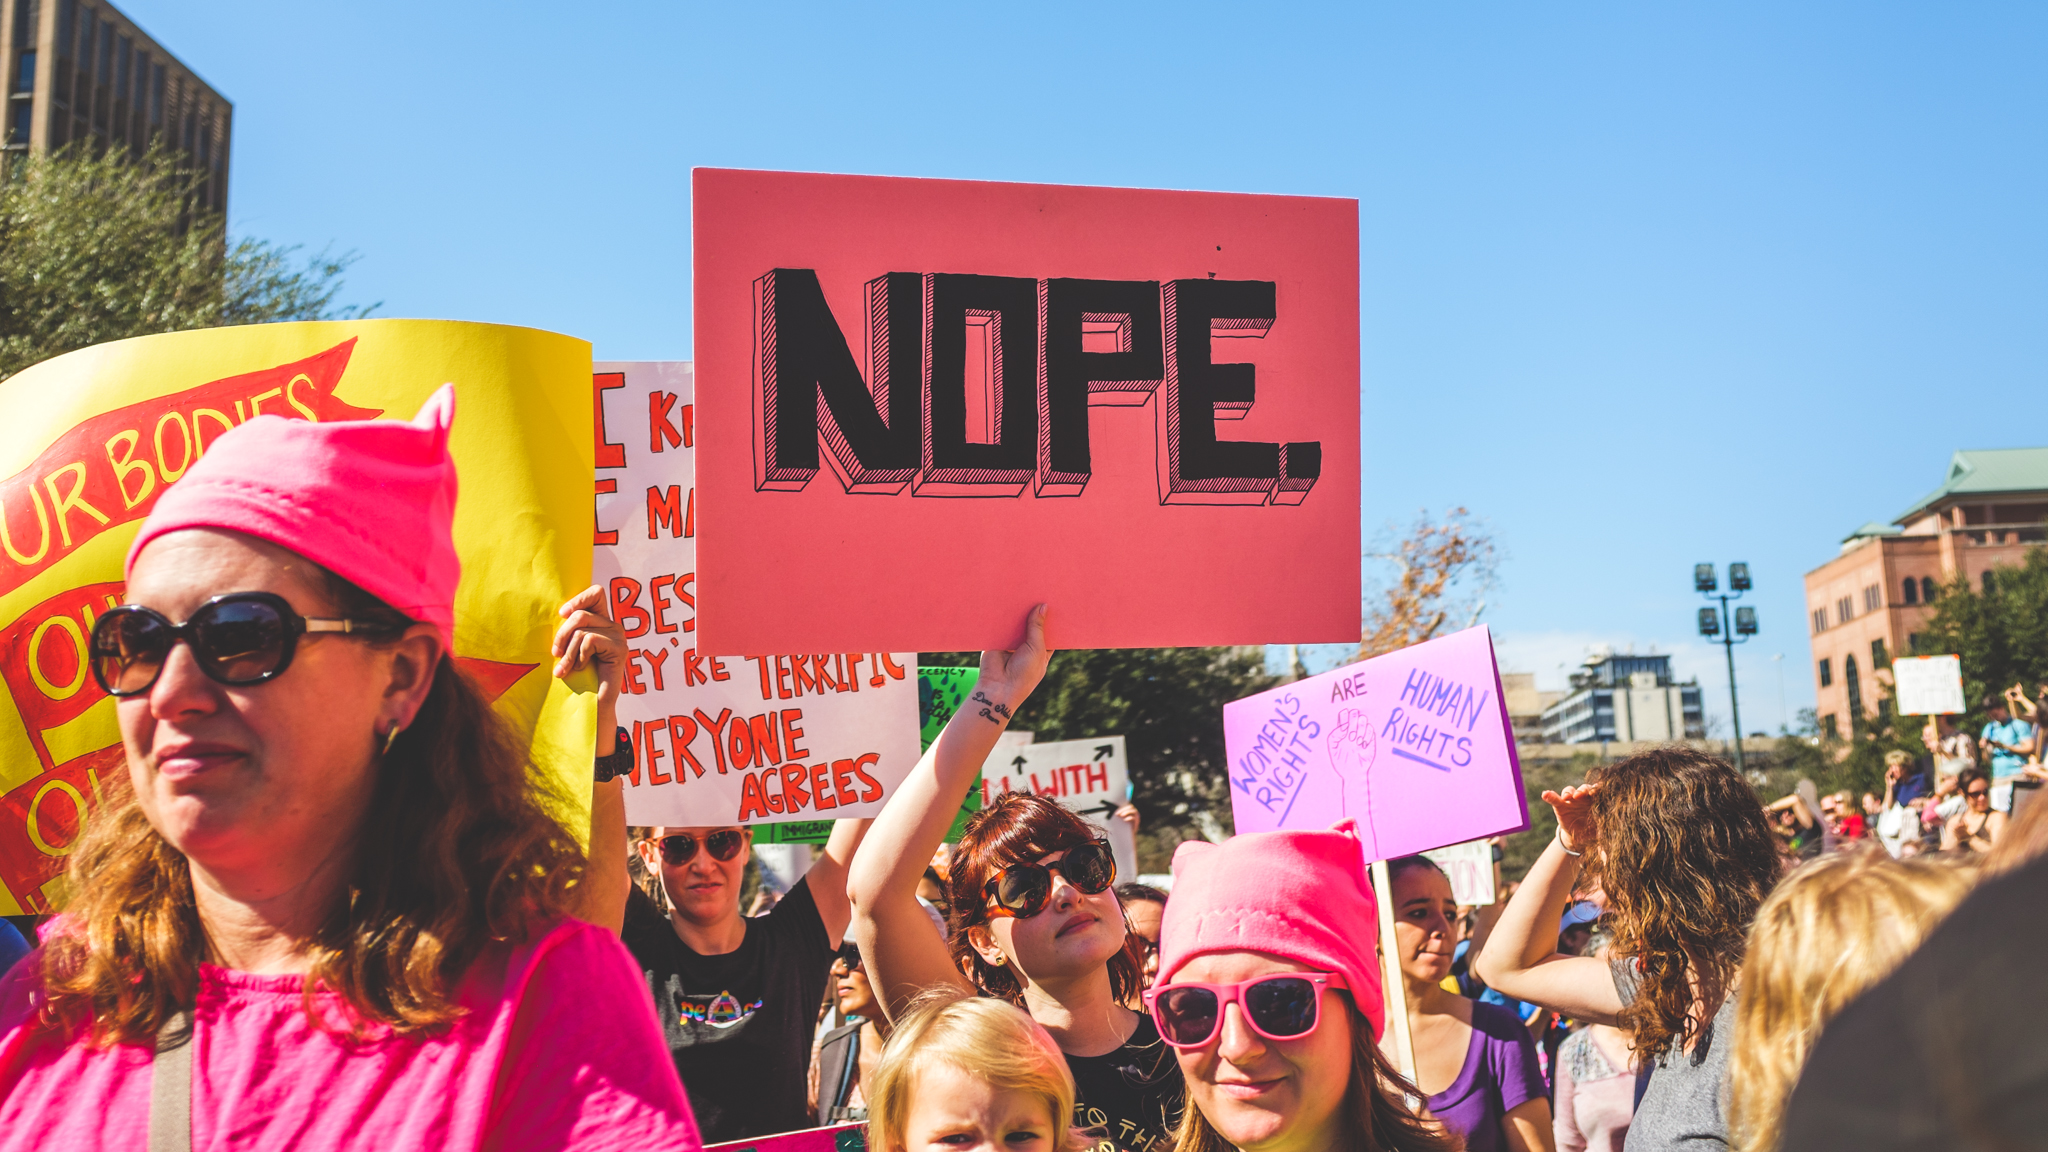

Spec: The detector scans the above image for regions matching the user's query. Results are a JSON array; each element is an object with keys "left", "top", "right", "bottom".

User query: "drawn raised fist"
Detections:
[{"left": 1326, "top": 706, "right": 1377, "bottom": 823}]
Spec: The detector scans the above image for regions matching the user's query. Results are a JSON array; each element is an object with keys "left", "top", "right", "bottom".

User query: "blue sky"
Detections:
[{"left": 125, "top": 1, "right": 2048, "bottom": 734}]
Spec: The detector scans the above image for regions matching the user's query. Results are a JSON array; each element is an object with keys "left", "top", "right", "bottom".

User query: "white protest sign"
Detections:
[
  {"left": 981, "top": 735, "right": 1137, "bottom": 880},
  {"left": 1420, "top": 839, "right": 1497, "bottom": 906},
  {"left": 593, "top": 362, "right": 919, "bottom": 827},
  {"left": 1892, "top": 654, "right": 1966, "bottom": 717}
]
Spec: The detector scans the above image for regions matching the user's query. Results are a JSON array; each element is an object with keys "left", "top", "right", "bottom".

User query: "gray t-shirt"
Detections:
[{"left": 1611, "top": 958, "right": 1735, "bottom": 1151}]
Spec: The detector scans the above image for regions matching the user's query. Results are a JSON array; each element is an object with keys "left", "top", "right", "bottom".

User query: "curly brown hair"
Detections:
[
  {"left": 948, "top": 792, "right": 1143, "bottom": 1005},
  {"left": 1582, "top": 747, "right": 1779, "bottom": 1060},
  {"left": 35, "top": 571, "right": 586, "bottom": 1046}
]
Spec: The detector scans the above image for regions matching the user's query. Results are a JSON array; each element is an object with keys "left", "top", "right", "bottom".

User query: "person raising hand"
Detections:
[
  {"left": 1476, "top": 751, "right": 1779, "bottom": 1152},
  {"left": 849, "top": 606, "right": 1183, "bottom": 1152}
]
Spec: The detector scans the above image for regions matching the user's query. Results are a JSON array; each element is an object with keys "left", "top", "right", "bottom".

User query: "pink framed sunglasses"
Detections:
[{"left": 1142, "top": 971, "right": 1348, "bottom": 1049}]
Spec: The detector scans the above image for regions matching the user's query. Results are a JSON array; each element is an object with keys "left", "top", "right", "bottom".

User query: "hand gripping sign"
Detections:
[
  {"left": 1223, "top": 626, "right": 1529, "bottom": 861},
  {"left": 0, "top": 322, "right": 597, "bottom": 915},
  {"left": 692, "top": 168, "right": 1361, "bottom": 653},
  {"left": 592, "top": 363, "right": 919, "bottom": 828}
]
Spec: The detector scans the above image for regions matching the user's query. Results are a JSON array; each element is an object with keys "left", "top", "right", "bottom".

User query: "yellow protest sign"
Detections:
[{"left": 0, "top": 320, "right": 595, "bottom": 915}]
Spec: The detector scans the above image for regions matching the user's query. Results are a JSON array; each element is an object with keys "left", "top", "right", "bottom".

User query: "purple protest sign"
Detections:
[{"left": 1224, "top": 626, "right": 1529, "bottom": 860}]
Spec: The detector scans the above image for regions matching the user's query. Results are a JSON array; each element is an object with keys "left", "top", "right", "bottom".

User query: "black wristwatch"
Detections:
[{"left": 594, "top": 727, "right": 633, "bottom": 783}]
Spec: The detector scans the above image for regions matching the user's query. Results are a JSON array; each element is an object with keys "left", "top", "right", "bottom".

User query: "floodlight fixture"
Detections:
[
  {"left": 1735, "top": 606, "right": 1758, "bottom": 635},
  {"left": 1694, "top": 563, "right": 1717, "bottom": 593},
  {"left": 1729, "top": 562, "right": 1752, "bottom": 592},
  {"left": 1698, "top": 607, "right": 1721, "bottom": 637}
]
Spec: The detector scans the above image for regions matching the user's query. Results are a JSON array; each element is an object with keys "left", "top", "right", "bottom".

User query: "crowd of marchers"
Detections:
[{"left": 1, "top": 401, "right": 2044, "bottom": 1152}]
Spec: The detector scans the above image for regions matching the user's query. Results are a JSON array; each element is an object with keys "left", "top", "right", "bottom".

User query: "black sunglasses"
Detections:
[
  {"left": 658, "top": 830, "right": 747, "bottom": 866},
  {"left": 835, "top": 942, "right": 864, "bottom": 969},
  {"left": 983, "top": 840, "right": 1116, "bottom": 919},
  {"left": 89, "top": 591, "right": 398, "bottom": 697}
]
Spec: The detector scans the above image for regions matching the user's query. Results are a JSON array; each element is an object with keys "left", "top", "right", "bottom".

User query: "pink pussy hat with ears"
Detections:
[
  {"left": 125, "top": 384, "right": 462, "bottom": 652},
  {"left": 1156, "top": 818, "right": 1385, "bottom": 1040}
]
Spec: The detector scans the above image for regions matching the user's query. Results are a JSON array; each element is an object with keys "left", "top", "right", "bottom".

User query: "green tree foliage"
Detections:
[
  {"left": 921, "top": 647, "right": 1277, "bottom": 869},
  {"left": 0, "top": 146, "right": 370, "bottom": 380},
  {"left": 1914, "top": 549, "right": 2048, "bottom": 709},
  {"left": 1748, "top": 551, "right": 2048, "bottom": 805}
]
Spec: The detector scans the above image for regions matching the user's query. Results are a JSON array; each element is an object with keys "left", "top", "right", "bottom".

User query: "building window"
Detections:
[
  {"left": 1822, "top": 714, "right": 1838, "bottom": 739},
  {"left": 1837, "top": 596, "right": 1854, "bottom": 623},
  {"left": 1812, "top": 607, "right": 1828, "bottom": 634},
  {"left": 1845, "top": 654, "right": 1863, "bottom": 718},
  {"left": 1863, "top": 584, "right": 1881, "bottom": 612},
  {"left": 1902, "top": 577, "right": 1918, "bottom": 605},
  {"left": 7, "top": 101, "right": 29, "bottom": 145},
  {"left": 1871, "top": 638, "right": 1889, "bottom": 669},
  {"left": 1907, "top": 632, "right": 1920, "bottom": 653},
  {"left": 1983, "top": 569, "right": 1997, "bottom": 594},
  {"left": 13, "top": 51, "right": 33, "bottom": 94},
  {"left": 1921, "top": 576, "right": 1937, "bottom": 603},
  {"left": 1818, "top": 657, "right": 1833, "bottom": 688}
]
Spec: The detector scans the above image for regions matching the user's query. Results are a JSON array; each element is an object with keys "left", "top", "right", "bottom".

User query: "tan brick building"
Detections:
[
  {"left": 1805, "top": 448, "right": 2048, "bottom": 735},
  {"left": 1, "top": 0, "right": 230, "bottom": 213}
]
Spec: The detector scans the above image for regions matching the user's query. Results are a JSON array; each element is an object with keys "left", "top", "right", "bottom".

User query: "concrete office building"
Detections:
[
  {"left": 1804, "top": 448, "right": 2048, "bottom": 737},
  {"left": 1539, "top": 652, "right": 1705, "bottom": 745},
  {"left": 1, "top": 0, "right": 230, "bottom": 213},
  {"left": 1502, "top": 672, "right": 1564, "bottom": 744}
]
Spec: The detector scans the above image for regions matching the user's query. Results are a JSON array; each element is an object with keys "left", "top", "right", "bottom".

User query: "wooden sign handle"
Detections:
[{"left": 1371, "top": 859, "right": 1417, "bottom": 1081}]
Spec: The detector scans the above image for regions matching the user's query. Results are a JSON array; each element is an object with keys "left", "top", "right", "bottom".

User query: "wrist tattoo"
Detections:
[{"left": 971, "top": 690, "right": 1014, "bottom": 725}]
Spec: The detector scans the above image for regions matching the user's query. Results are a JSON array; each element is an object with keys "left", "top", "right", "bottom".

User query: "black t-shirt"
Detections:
[
  {"left": 621, "top": 879, "right": 838, "bottom": 1143},
  {"left": 1067, "top": 1013, "right": 1183, "bottom": 1152}
]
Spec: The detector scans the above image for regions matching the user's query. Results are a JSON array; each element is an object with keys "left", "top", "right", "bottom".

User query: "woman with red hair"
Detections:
[{"left": 848, "top": 607, "right": 1181, "bottom": 1152}]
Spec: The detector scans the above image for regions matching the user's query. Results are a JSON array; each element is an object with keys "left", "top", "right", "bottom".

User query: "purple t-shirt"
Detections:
[{"left": 1428, "top": 1002, "right": 1549, "bottom": 1152}]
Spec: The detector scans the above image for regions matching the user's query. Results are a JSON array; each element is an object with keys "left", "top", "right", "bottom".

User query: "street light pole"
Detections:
[{"left": 1696, "top": 563, "right": 1758, "bottom": 774}]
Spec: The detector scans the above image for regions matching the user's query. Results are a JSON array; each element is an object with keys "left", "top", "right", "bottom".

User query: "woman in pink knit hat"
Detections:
[
  {"left": 0, "top": 390, "right": 700, "bottom": 1152},
  {"left": 1147, "top": 822, "right": 1457, "bottom": 1152}
]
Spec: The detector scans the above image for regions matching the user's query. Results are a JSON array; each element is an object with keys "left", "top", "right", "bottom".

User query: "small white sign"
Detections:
[
  {"left": 1421, "top": 839, "right": 1497, "bottom": 906},
  {"left": 981, "top": 735, "right": 1137, "bottom": 880},
  {"left": 1893, "top": 654, "right": 1966, "bottom": 717},
  {"left": 594, "top": 362, "right": 921, "bottom": 828}
]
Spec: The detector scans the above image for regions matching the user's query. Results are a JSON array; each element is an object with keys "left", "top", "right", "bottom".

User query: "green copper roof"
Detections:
[
  {"left": 1843, "top": 521, "right": 1903, "bottom": 544},
  {"left": 1895, "top": 448, "right": 2048, "bottom": 524}
]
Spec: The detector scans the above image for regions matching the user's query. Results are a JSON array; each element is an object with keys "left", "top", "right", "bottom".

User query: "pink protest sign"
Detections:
[
  {"left": 693, "top": 168, "right": 1360, "bottom": 652},
  {"left": 706, "top": 1121, "right": 864, "bottom": 1152},
  {"left": 1223, "top": 626, "right": 1529, "bottom": 860}
]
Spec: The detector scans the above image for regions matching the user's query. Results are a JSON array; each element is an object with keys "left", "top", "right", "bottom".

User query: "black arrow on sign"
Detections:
[
  {"left": 1012, "top": 756, "right": 1028, "bottom": 771},
  {"left": 1077, "top": 801, "right": 1121, "bottom": 818},
  {"left": 1094, "top": 744, "right": 1115, "bottom": 760}
]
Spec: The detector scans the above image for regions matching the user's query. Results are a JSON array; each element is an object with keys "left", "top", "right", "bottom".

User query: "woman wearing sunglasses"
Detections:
[
  {"left": 0, "top": 391, "right": 699, "bottom": 1150},
  {"left": 1147, "top": 820, "right": 1454, "bottom": 1152},
  {"left": 618, "top": 817, "right": 865, "bottom": 1143},
  {"left": 1940, "top": 767, "right": 2005, "bottom": 854},
  {"left": 849, "top": 607, "right": 1181, "bottom": 1152}
]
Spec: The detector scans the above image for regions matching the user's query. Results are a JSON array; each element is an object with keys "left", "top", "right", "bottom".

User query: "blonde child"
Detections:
[
  {"left": 865, "top": 990, "right": 1087, "bottom": 1152},
  {"left": 1724, "top": 850, "right": 1974, "bottom": 1151}
]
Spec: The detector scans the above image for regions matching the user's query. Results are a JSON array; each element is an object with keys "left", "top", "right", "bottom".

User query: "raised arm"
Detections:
[
  {"left": 848, "top": 605, "right": 1052, "bottom": 1020},
  {"left": 554, "top": 585, "right": 630, "bottom": 934},
  {"left": 805, "top": 816, "right": 873, "bottom": 945},
  {"left": 1474, "top": 784, "right": 1624, "bottom": 1025},
  {"left": 1765, "top": 791, "right": 1815, "bottom": 828}
]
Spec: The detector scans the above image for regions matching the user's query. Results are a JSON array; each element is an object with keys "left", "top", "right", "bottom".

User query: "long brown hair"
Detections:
[
  {"left": 1172, "top": 998, "right": 1459, "bottom": 1152},
  {"left": 36, "top": 571, "right": 585, "bottom": 1046},
  {"left": 1582, "top": 747, "right": 1779, "bottom": 1059},
  {"left": 948, "top": 792, "right": 1143, "bottom": 1005}
]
